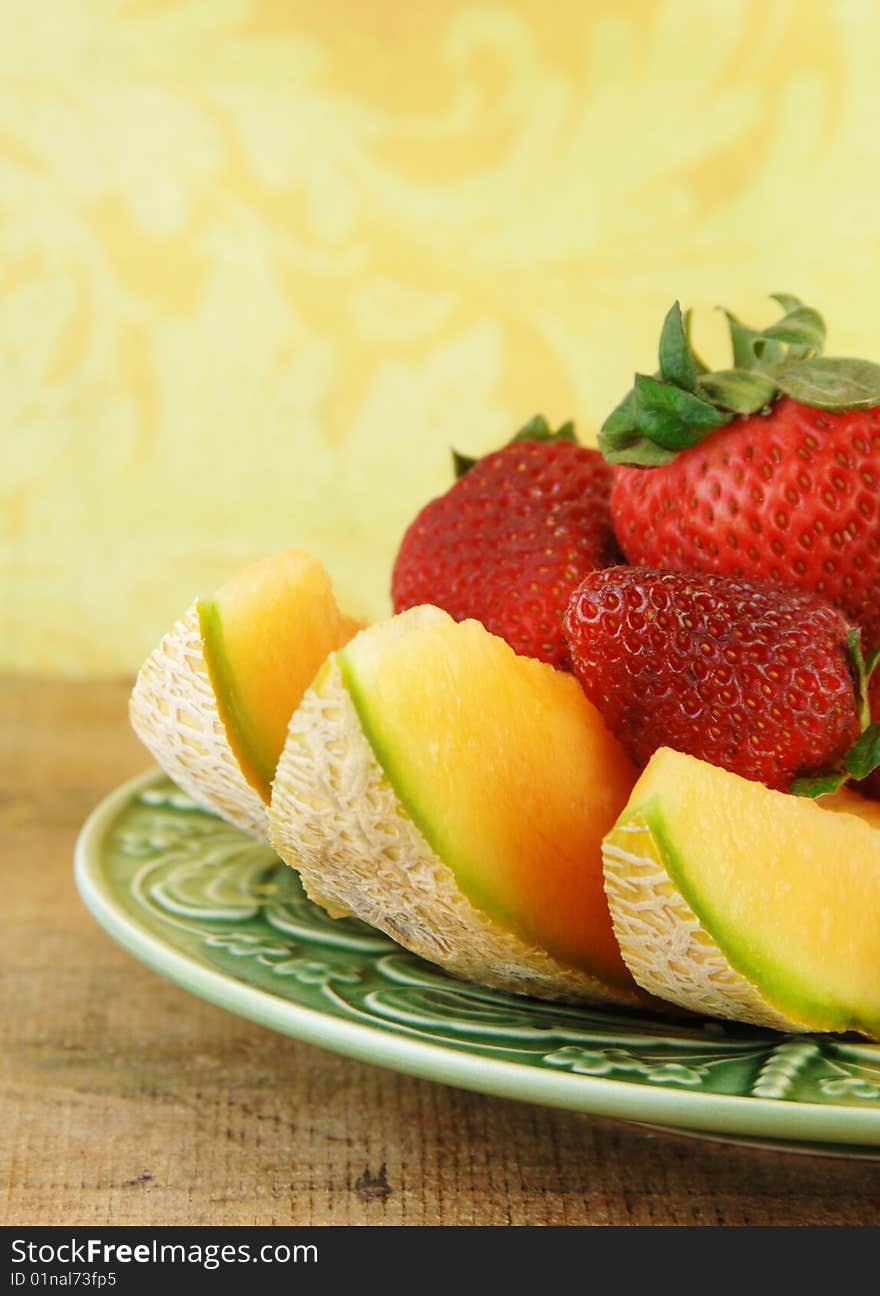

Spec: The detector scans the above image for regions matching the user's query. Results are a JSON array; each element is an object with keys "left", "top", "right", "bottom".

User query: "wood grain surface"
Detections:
[{"left": 2, "top": 677, "right": 879, "bottom": 1227}]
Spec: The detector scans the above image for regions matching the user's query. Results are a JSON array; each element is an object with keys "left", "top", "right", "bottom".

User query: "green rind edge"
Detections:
[
  {"left": 629, "top": 798, "right": 880, "bottom": 1039},
  {"left": 333, "top": 644, "right": 620, "bottom": 986},
  {"left": 334, "top": 644, "right": 522, "bottom": 928},
  {"left": 197, "top": 598, "right": 274, "bottom": 802}
]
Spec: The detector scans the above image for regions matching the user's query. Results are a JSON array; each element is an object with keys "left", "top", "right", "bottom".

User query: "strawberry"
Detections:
[
  {"left": 563, "top": 566, "right": 880, "bottom": 796},
  {"left": 600, "top": 296, "right": 880, "bottom": 654},
  {"left": 391, "top": 416, "right": 620, "bottom": 669}
]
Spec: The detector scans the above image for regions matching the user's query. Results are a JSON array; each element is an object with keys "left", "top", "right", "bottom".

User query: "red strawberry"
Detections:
[
  {"left": 612, "top": 398, "right": 880, "bottom": 650},
  {"left": 599, "top": 296, "right": 880, "bottom": 655},
  {"left": 563, "top": 566, "right": 880, "bottom": 796},
  {"left": 392, "top": 417, "right": 620, "bottom": 669}
]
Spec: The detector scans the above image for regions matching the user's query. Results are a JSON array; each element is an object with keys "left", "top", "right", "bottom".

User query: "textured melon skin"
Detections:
[
  {"left": 603, "top": 815, "right": 806, "bottom": 1032},
  {"left": 602, "top": 756, "right": 880, "bottom": 1040},
  {"left": 130, "top": 602, "right": 269, "bottom": 839},
  {"left": 269, "top": 658, "right": 647, "bottom": 1007}
]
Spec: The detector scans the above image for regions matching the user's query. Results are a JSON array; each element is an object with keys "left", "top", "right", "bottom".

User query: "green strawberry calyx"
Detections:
[
  {"left": 599, "top": 295, "right": 880, "bottom": 468},
  {"left": 790, "top": 631, "right": 880, "bottom": 798},
  {"left": 452, "top": 413, "right": 577, "bottom": 479}
]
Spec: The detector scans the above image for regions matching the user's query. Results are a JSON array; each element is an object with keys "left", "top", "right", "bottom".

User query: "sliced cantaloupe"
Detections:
[
  {"left": 602, "top": 747, "right": 880, "bottom": 1039},
  {"left": 198, "top": 550, "right": 361, "bottom": 802},
  {"left": 130, "top": 549, "right": 359, "bottom": 839},
  {"left": 269, "top": 604, "right": 646, "bottom": 1006}
]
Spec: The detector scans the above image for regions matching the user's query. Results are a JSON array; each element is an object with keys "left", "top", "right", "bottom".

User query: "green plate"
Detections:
[{"left": 75, "top": 770, "right": 880, "bottom": 1155}]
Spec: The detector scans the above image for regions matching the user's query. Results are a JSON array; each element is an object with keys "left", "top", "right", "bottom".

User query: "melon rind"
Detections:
[
  {"left": 602, "top": 814, "right": 811, "bottom": 1033},
  {"left": 269, "top": 657, "right": 645, "bottom": 1007},
  {"left": 129, "top": 602, "right": 269, "bottom": 840}
]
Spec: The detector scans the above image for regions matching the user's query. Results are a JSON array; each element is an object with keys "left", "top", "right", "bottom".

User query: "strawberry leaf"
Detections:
[
  {"left": 865, "top": 643, "right": 880, "bottom": 683},
  {"left": 844, "top": 723, "right": 880, "bottom": 780},
  {"left": 762, "top": 304, "right": 825, "bottom": 358},
  {"left": 721, "top": 309, "right": 786, "bottom": 371},
  {"left": 767, "top": 357, "right": 880, "bottom": 410},
  {"left": 789, "top": 770, "right": 848, "bottom": 798},
  {"left": 597, "top": 429, "right": 677, "bottom": 466},
  {"left": 453, "top": 414, "right": 578, "bottom": 478},
  {"left": 770, "top": 292, "right": 805, "bottom": 314},
  {"left": 600, "top": 389, "right": 638, "bottom": 441},
  {"left": 512, "top": 413, "right": 552, "bottom": 440},
  {"left": 696, "top": 369, "right": 777, "bottom": 415},
  {"left": 452, "top": 449, "right": 478, "bottom": 478},
  {"left": 633, "top": 374, "right": 730, "bottom": 449},
  {"left": 598, "top": 293, "right": 878, "bottom": 469},
  {"left": 799, "top": 632, "right": 880, "bottom": 793},
  {"left": 658, "top": 302, "right": 698, "bottom": 392},
  {"left": 723, "top": 294, "right": 823, "bottom": 368},
  {"left": 846, "top": 627, "right": 871, "bottom": 729},
  {"left": 509, "top": 414, "right": 578, "bottom": 444}
]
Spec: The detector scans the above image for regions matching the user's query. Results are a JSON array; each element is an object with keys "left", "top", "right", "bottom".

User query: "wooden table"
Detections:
[{"left": 3, "top": 677, "right": 879, "bottom": 1227}]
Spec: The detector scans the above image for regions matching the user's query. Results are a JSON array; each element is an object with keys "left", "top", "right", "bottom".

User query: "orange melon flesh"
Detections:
[
  {"left": 337, "top": 608, "right": 639, "bottom": 988},
  {"left": 199, "top": 550, "right": 360, "bottom": 801},
  {"left": 616, "top": 749, "right": 880, "bottom": 1033}
]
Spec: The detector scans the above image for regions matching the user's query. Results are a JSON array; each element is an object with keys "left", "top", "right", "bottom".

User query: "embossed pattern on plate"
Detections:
[{"left": 75, "top": 771, "right": 880, "bottom": 1153}]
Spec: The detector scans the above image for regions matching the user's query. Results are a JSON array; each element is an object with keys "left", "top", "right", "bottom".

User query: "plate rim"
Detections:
[{"left": 74, "top": 767, "right": 880, "bottom": 1149}]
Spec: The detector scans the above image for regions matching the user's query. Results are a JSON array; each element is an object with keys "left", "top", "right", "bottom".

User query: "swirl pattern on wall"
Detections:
[{"left": 3, "top": 0, "right": 876, "bottom": 673}]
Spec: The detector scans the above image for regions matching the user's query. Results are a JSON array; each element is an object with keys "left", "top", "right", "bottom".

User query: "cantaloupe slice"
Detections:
[
  {"left": 198, "top": 551, "right": 361, "bottom": 801},
  {"left": 269, "top": 605, "right": 646, "bottom": 1006},
  {"left": 130, "top": 549, "right": 359, "bottom": 839},
  {"left": 602, "top": 748, "right": 880, "bottom": 1039}
]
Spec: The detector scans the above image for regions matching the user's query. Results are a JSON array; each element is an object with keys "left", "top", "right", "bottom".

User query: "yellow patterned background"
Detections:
[{"left": 4, "top": 0, "right": 880, "bottom": 675}]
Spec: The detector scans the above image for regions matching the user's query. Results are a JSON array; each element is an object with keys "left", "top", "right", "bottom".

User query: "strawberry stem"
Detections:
[
  {"left": 599, "top": 295, "right": 880, "bottom": 467},
  {"left": 790, "top": 629, "right": 880, "bottom": 797},
  {"left": 452, "top": 414, "right": 578, "bottom": 479}
]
